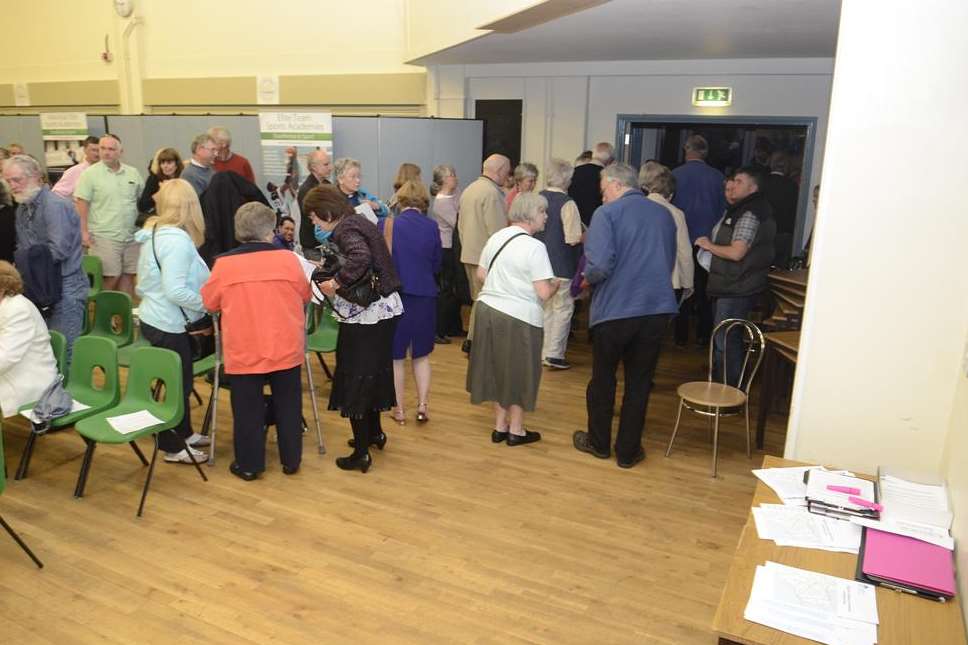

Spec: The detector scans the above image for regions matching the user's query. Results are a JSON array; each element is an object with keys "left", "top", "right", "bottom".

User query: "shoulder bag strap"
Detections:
[{"left": 487, "top": 232, "right": 528, "bottom": 272}]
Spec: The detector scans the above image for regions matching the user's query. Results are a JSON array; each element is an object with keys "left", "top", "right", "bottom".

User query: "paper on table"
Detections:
[
  {"left": 879, "top": 474, "right": 953, "bottom": 529},
  {"left": 106, "top": 409, "right": 164, "bottom": 435},
  {"left": 852, "top": 516, "right": 954, "bottom": 550},
  {"left": 752, "top": 466, "right": 852, "bottom": 506},
  {"left": 20, "top": 399, "right": 91, "bottom": 424},
  {"left": 752, "top": 504, "right": 862, "bottom": 553},
  {"left": 805, "top": 469, "right": 877, "bottom": 510},
  {"left": 354, "top": 203, "right": 378, "bottom": 224}
]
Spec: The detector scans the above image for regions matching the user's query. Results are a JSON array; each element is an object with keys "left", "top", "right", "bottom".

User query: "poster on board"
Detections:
[
  {"left": 40, "top": 112, "right": 88, "bottom": 167},
  {"left": 258, "top": 112, "right": 333, "bottom": 217}
]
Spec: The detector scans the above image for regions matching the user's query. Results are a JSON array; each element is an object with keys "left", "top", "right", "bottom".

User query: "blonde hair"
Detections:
[
  {"left": 148, "top": 178, "right": 206, "bottom": 247},
  {"left": 393, "top": 180, "right": 430, "bottom": 212},
  {"left": 0, "top": 260, "right": 24, "bottom": 297}
]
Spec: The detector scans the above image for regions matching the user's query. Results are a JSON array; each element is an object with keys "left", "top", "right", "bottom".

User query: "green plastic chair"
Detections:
[
  {"left": 15, "top": 336, "right": 126, "bottom": 481},
  {"left": 81, "top": 255, "right": 104, "bottom": 335},
  {"left": 74, "top": 346, "right": 207, "bottom": 516},
  {"left": 306, "top": 301, "right": 338, "bottom": 380},
  {"left": 0, "top": 421, "right": 44, "bottom": 568},
  {"left": 49, "top": 330, "right": 68, "bottom": 382},
  {"left": 86, "top": 290, "right": 134, "bottom": 348},
  {"left": 117, "top": 336, "right": 151, "bottom": 368}
]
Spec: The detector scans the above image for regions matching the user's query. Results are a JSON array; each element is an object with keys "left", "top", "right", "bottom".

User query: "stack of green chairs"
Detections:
[
  {"left": 85, "top": 290, "right": 134, "bottom": 349},
  {"left": 0, "top": 420, "right": 44, "bottom": 568},
  {"left": 306, "top": 300, "right": 338, "bottom": 380}
]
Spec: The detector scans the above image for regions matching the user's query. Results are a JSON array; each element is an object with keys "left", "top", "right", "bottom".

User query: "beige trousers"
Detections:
[{"left": 463, "top": 263, "right": 485, "bottom": 341}]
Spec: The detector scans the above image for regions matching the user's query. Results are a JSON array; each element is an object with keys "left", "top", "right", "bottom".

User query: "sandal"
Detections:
[
  {"left": 416, "top": 402, "right": 429, "bottom": 424},
  {"left": 391, "top": 407, "right": 406, "bottom": 425}
]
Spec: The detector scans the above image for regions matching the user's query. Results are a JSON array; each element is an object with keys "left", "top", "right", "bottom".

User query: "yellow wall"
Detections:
[{"left": 943, "top": 357, "right": 968, "bottom": 625}]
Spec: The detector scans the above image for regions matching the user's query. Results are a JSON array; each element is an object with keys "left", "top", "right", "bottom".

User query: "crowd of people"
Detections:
[{"left": 0, "top": 128, "right": 792, "bottom": 479}]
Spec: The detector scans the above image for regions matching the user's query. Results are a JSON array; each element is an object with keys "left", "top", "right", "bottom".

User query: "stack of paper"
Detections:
[
  {"left": 753, "top": 465, "right": 851, "bottom": 506},
  {"left": 752, "top": 503, "right": 862, "bottom": 553},
  {"left": 745, "top": 562, "right": 879, "bottom": 645},
  {"left": 852, "top": 470, "right": 954, "bottom": 550}
]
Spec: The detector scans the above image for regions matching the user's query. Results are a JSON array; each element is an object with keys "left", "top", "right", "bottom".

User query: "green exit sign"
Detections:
[{"left": 693, "top": 87, "right": 732, "bottom": 107}]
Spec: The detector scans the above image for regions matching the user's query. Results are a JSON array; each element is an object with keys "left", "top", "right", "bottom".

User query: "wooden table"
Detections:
[
  {"left": 713, "top": 455, "right": 967, "bottom": 645},
  {"left": 756, "top": 331, "right": 800, "bottom": 449}
]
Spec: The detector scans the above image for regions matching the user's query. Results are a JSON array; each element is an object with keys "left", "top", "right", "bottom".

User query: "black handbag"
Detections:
[
  {"left": 150, "top": 227, "right": 216, "bottom": 361},
  {"left": 312, "top": 242, "right": 381, "bottom": 308}
]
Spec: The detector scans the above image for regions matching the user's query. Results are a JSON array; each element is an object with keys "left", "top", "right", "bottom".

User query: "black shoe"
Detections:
[
  {"left": 461, "top": 340, "right": 472, "bottom": 354},
  {"left": 347, "top": 431, "right": 387, "bottom": 451},
  {"left": 434, "top": 335, "right": 451, "bottom": 345},
  {"left": 282, "top": 464, "right": 299, "bottom": 475},
  {"left": 336, "top": 452, "right": 372, "bottom": 473},
  {"left": 573, "top": 431, "right": 609, "bottom": 459},
  {"left": 229, "top": 462, "right": 259, "bottom": 481},
  {"left": 491, "top": 429, "right": 508, "bottom": 443},
  {"left": 617, "top": 448, "right": 646, "bottom": 469},
  {"left": 542, "top": 357, "right": 571, "bottom": 369},
  {"left": 507, "top": 430, "right": 541, "bottom": 446}
]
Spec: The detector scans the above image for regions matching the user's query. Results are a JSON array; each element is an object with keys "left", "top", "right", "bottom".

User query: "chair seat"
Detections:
[
  {"left": 678, "top": 381, "right": 747, "bottom": 408},
  {"left": 18, "top": 390, "right": 116, "bottom": 429},
  {"left": 75, "top": 402, "right": 176, "bottom": 444}
]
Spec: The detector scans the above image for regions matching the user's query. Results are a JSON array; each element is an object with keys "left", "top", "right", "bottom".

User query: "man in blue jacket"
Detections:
[{"left": 573, "top": 163, "right": 678, "bottom": 469}]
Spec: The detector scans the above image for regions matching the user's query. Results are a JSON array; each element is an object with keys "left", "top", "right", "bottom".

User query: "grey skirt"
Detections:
[{"left": 466, "top": 301, "right": 543, "bottom": 411}]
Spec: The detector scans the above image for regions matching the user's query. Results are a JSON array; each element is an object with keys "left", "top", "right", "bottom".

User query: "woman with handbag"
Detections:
[
  {"left": 466, "top": 192, "right": 558, "bottom": 447},
  {"left": 134, "top": 178, "right": 212, "bottom": 463},
  {"left": 303, "top": 184, "right": 402, "bottom": 474}
]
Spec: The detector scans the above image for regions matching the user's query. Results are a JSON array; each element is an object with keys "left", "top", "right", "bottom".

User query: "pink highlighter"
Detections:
[
  {"left": 826, "top": 485, "right": 861, "bottom": 495},
  {"left": 848, "top": 496, "right": 884, "bottom": 512}
]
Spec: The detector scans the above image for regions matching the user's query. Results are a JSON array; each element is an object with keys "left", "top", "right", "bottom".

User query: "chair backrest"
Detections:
[
  {"left": 48, "top": 330, "right": 68, "bottom": 381},
  {"left": 123, "top": 346, "right": 184, "bottom": 426},
  {"left": 68, "top": 336, "right": 121, "bottom": 409},
  {"left": 307, "top": 301, "right": 339, "bottom": 348},
  {"left": 707, "top": 318, "right": 766, "bottom": 394},
  {"left": 82, "top": 255, "right": 104, "bottom": 297},
  {"left": 90, "top": 290, "right": 134, "bottom": 347}
]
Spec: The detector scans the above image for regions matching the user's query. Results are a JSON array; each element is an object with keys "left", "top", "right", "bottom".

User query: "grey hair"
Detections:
[
  {"left": 684, "top": 134, "right": 708, "bottom": 158},
  {"left": 430, "top": 164, "right": 455, "bottom": 197},
  {"left": 234, "top": 202, "right": 277, "bottom": 243},
  {"left": 334, "top": 157, "right": 361, "bottom": 181},
  {"left": 544, "top": 158, "right": 574, "bottom": 189},
  {"left": 4, "top": 154, "right": 43, "bottom": 180},
  {"left": 593, "top": 142, "right": 614, "bottom": 163},
  {"left": 601, "top": 162, "right": 638, "bottom": 189},
  {"left": 207, "top": 126, "right": 231, "bottom": 145},
  {"left": 508, "top": 191, "right": 548, "bottom": 225},
  {"left": 191, "top": 134, "right": 215, "bottom": 154},
  {"left": 307, "top": 149, "right": 330, "bottom": 172},
  {"left": 638, "top": 161, "right": 676, "bottom": 198},
  {"left": 513, "top": 162, "right": 539, "bottom": 184}
]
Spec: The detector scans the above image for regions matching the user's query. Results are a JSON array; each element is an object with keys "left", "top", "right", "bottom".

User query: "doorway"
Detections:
[{"left": 475, "top": 99, "right": 522, "bottom": 168}]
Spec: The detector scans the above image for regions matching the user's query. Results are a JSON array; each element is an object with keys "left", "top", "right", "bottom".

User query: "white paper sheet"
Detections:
[
  {"left": 752, "top": 504, "right": 862, "bottom": 553},
  {"left": 106, "top": 409, "right": 164, "bottom": 435},
  {"left": 752, "top": 466, "right": 852, "bottom": 506},
  {"left": 354, "top": 202, "right": 378, "bottom": 224},
  {"left": 19, "top": 399, "right": 91, "bottom": 424}
]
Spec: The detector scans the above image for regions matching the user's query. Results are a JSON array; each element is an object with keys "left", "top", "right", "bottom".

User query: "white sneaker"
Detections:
[
  {"left": 164, "top": 448, "right": 207, "bottom": 464},
  {"left": 186, "top": 432, "right": 211, "bottom": 447}
]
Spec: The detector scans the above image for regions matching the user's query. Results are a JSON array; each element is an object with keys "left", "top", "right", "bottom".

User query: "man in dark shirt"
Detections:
[
  {"left": 568, "top": 142, "right": 612, "bottom": 226},
  {"left": 296, "top": 149, "right": 333, "bottom": 258},
  {"left": 761, "top": 151, "right": 799, "bottom": 267}
]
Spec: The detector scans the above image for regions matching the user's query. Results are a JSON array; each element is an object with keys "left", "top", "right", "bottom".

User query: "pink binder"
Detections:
[{"left": 862, "top": 528, "right": 956, "bottom": 596}]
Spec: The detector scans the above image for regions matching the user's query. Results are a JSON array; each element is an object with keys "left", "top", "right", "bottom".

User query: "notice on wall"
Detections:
[
  {"left": 258, "top": 112, "right": 333, "bottom": 216},
  {"left": 40, "top": 112, "right": 89, "bottom": 167}
]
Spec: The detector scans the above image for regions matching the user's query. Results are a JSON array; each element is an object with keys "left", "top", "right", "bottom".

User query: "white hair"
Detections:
[{"left": 544, "top": 158, "right": 574, "bottom": 190}]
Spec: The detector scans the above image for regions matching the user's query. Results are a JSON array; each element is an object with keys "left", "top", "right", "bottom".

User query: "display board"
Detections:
[{"left": 0, "top": 115, "right": 106, "bottom": 170}]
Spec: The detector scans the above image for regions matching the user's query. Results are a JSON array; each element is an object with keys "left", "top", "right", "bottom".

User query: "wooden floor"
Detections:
[{"left": 0, "top": 328, "right": 791, "bottom": 644}]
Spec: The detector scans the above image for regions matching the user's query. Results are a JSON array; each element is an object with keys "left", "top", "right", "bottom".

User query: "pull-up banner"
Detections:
[
  {"left": 258, "top": 112, "right": 333, "bottom": 215},
  {"left": 40, "top": 112, "right": 89, "bottom": 167}
]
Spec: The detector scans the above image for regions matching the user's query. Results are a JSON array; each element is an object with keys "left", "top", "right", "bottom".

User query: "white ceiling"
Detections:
[{"left": 410, "top": 0, "right": 841, "bottom": 65}]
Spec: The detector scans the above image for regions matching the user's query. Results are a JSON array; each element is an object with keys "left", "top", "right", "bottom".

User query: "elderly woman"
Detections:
[
  {"left": 135, "top": 179, "right": 212, "bottom": 464},
  {"left": 0, "top": 261, "right": 59, "bottom": 418},
  {"left": 138, "top": 147, "right": 183, "bottom": 215},
  {"left": 504, "top": 162, "right": 539, "bottom": 210},
  {"left": 534, "top": 158, "right": 583, "bottom": 369},
  {"left": 387, "top": 162, "right": 422, "bottom": 215},
  {"left": 333, "top": 157, "right": 389, "bottom": 224},
  {"left": 382, "top": 180, "right": 441, "bottom": 425},
  {"left": 467, "top": 192, "right": 557, "bottom": 446},
  {"left": 639, "top": 161, "right": 694, "bottom": 301},
  {"left": 201, "top": 203, "right": 310, "bottom": 481},
  {"left": 429, "top": 164, "right": 463, "bottom": 342},
  {"left": 303, "top": 184, "right": 402, "bottom": 474}
]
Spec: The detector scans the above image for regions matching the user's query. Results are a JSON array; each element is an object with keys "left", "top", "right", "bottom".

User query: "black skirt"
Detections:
[{"left": 328, "top": 315, "right": 399, "bottom": 419}]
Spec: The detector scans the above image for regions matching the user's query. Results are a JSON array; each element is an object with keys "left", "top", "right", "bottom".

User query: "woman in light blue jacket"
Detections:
[{"left": 135, "top": 178, "right": 212, "bottom": 464}]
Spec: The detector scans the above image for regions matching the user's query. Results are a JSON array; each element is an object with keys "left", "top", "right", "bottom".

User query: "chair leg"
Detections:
[
  {"left": 665, "top": 398, "right": 685, "bottom": 457},
  {"left": 200, "top": 387, "right": 214, "bottom": 436},
  {"left": 129, "top": 440, "right": 149, "bottom": 466},
  {"left": 0, "top": 514, "right": 43, "bottom": 568},
  {"left": 178, "top": 435, "right": 208, "bottom": 483},
  {"left": 15, "top": 431, "right": 39, "bottom": 480},
  {"left": 137, "top": 436, "right": 160, "bottom": 517},
  {"left": 305, "top": 355, "right": 326, "bottom": 455},
  {"left": 744, "top": 402, "right": 752, "bottom": 459},
  {"left": 711, "top": 407, "right": 721, "bottom": 478},
  {"left": 74, "top": 438, "right": 97, "bottom": 498},
  {"left": 316, "top": 352, "right": 334, "bottom": 380},
  {"left": 191, "top": 387, "right": 203, "bottom": 406}
]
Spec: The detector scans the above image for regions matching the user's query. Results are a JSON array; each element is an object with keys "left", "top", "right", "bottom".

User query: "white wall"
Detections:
[
  {"left": 428, "top": 58, "right": 833, "bottom": 244},
  {"left": 785, "top": 3, "right": 968, "bottom": 477},
  {"left": 943, "top": 372, "right": 968, "bottom": 624}
]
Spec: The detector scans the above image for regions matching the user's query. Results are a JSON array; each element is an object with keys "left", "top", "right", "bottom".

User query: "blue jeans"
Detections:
[
  {"left": 47, "top": 273, "right": 89, "bottom": 363},
  {"left": 712, "top": 295, "right": 754, "bottom": 387}
]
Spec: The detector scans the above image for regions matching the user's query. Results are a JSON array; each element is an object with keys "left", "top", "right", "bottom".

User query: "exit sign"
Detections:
[{"left": 693, "top": 87, "right": 732, "bottom": 107}]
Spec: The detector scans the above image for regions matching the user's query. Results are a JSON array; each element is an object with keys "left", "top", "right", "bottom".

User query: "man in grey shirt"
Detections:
[{"left": 181, "top": 133, "right": 218, "bottom": 195}]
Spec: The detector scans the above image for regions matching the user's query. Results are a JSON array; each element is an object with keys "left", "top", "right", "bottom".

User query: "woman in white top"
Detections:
[
  {"left": 465, "top": 193, "right": 558, "bottom": 446},
  {"left": 429, "top": 164, "right": 464, "bottom": 341},
  {"left": 0, "top": 261, "right": 58, "bottom": 417},
  {"left": 639, "top": 161, "right": 694, "bottom": 296}
]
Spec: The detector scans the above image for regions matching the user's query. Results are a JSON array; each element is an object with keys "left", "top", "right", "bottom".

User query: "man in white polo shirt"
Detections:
[{"left": 74, "top": 134, "right": 144, "bottom": 297}]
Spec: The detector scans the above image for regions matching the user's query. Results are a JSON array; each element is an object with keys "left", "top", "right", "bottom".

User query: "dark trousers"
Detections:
[
  {"left": 436, "top": 247, "right": 464, "bottom": 336},
  {"left": 586, "top": 314, "right": 669, "bottom": 461},
  {"left": 675, "top": 247, "right": 713, "bottom": 345},
  {"left": 140, "top": 322, "right": 193, "bottom": 453},
  {"left": 712, "top": 295, "right": 755, "bottom": 387},
  {"left": 350, "top": 410, "right": 384, "bottom": 457},
  {"left": 229, "top": 365, "right": 303, "bottom": 473}
]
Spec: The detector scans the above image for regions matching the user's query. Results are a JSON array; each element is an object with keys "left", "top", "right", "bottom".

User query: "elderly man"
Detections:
[
  {"left": 568, "top": 142, "right": 613, "bottom": 226},
  {"left": 672, "top": 134, "right": 726, "bottom": 348},
  {"left": 3, "top": 155, "right": 88, "bottom": 357},
  {"left": 74, "top": 134, "right": 143, "bottom": 297},
  {"left": 573, "top": 162, "right": 678, "bottom": 469},
  {"left": 209, "top": 126, "right": 255, "bottom": 183},
  {"left": 181, "top": 133, "right": 218, "bottom": 195},
  {"left": 457, "top": 153, "right": 510, "bottom": 353},
  {"left": 696, "top": 166, "right": 775, "bottom": 387},
  {"left": 296, "top": 149, "right": 333, "bottom": 257},
  {"left": 52, "top": 135, "right": 100, "bottom": 199}
]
